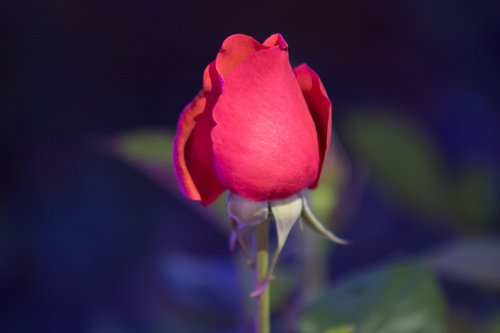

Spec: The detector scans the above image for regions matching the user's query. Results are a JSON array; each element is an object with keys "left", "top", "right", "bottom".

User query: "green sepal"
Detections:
[{"left": 300, "top": 194, "right": 348, "bottom": 245}]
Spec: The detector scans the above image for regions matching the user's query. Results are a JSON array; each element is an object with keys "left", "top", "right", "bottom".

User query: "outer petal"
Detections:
[
  {"left": 211, "top": 44, "right": 320, "bottom": 201},
  {"left": 216, "top": 33, "right": 288, "bottom": 78},
  {"left": 263, "top": 33, "right": 288, "bottom": 49},
  {"left": 293, "top": 64, "right": 332, "bottom": 189},
  {"left": 216, "top": 34, "right": 266, "bottom": 77},
  {"left": 173, "top": 63, "right": 226, "bottom": 205}
]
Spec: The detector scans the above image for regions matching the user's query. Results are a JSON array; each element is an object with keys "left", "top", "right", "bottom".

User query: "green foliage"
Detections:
[
  {"left": 483, "top": 315, "right": 500, "bottom": 333},
  {"left": 346, "top": 112, "right": 448, "bottom": 216},
  {"left": 452, "top": 164, "right": 497, "bottom": 229},
  {"left": 116, "top": 129, "right": 173, "bottom": 166},
  {"left": 111, "top": 129, "right": 230, "bottom": 229},
  {"left": 269, "top": 267, "right": 296, "bottom": 310},
  {"left": 323, "top": 325, "right": 355, "bottom": 333},
  {"left": 310, "top": 152, "right": 340, "bottom": 223},
  {"left": 310, "top": 179, "right": 338, "bottom": 223},
  {"left": 345, "top": 111, "right": 498, "bottom": 231},
  {"left": 299, "top": 262, "right": 447, "bottom": 333}
]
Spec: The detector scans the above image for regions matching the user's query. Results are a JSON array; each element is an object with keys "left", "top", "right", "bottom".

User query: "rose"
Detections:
[
  {"left": 173, "top": 33, "right": 345, "bottom": 300},
  {"left": 173, "top": 33, "right": 332, "bottom": 206}
]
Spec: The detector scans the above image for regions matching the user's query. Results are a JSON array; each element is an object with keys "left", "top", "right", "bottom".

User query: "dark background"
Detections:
[{"left": 2, "top": 0, "right": 499, "bottom": 332}]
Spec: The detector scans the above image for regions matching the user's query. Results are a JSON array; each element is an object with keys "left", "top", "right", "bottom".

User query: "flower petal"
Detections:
[
  {"left": 294, "top": 64, "right": 332, "bottom": 189},
  {"left": 173, "top": 63, "right": 226, "bottom": 205},
  {"left": 215, "top": 34, "right": 288, "bottom": 79},
  {"left": 263, "top": 33, "right": 288, "bottom": 49},
  {"left": 216, "top": 34, "right": 267, "bottom": 77},
  {"left": 211, "top": 45, "right": 320, "bottom": 201}
]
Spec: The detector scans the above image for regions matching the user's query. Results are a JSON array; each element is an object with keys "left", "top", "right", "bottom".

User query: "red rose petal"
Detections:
[
  {"left": 173, "top": 63, "right": 226, "bottom": 205},
  {"left": 294, "top": 64, "right": 332, "bottom": 189},
  {"left": 211, "top": 45, "right": 320, "bottom": 201},
  {"left": 216, "top": 34, "right": 266, "bottom": 77},
  {"left": 263, "top": 33, "right": 288, "bottom": 49}
]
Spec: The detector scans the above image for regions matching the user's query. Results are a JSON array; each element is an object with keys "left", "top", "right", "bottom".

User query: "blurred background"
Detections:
[{"left": 2, "top": 0, "right": 500, "bottom": 332}]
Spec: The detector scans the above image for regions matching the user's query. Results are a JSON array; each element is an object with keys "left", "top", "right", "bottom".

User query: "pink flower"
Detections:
[{"left": 173, "top": 33, "right": 332, "bottom": 205}]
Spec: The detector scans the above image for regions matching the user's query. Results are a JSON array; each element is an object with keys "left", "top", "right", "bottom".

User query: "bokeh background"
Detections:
[{"left": 2, "top": 0, "right": 499, "bottom": 332}]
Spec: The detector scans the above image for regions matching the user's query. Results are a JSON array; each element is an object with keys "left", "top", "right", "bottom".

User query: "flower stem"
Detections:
[{"left": 255, "top": 219, "right": 270, "bottom": 333}]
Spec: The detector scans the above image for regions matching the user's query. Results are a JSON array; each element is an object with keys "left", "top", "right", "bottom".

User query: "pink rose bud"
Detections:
[
  {"left": 173, "top": 33, "right": 332, "bottom": 205},
  {"left": 172, "top": 34, "right": 347, "bottom": 297}
]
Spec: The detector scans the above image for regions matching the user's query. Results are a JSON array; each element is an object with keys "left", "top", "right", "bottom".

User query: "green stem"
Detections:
[{"left": 255, "top": 219, "right": 270, "bottom": 333}]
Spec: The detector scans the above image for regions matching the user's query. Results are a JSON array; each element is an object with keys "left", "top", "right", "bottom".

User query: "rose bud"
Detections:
[{"left": 173, "top": 34, "right": 346, "bottom": 294}]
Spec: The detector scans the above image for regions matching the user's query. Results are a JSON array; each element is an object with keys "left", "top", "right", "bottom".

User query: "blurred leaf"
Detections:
[
  {"left": 346, "top": 112, "right": 449, "bottom": 216},
  {"left": 270, "top": 266, "right": 297, "bottom": 310},
  {"left": 100, "top": 129, "right": 230, "bottom": 231},
  {"left": 483, "top": 314, "right": 500, "bottom": 333},
  {"left": 116, "top": 129, "right": 173, "bottom": 165},
  {"left": 304, "top": 135, "right": 353, "bottom": 302},
  {"left": 425, "top": 238, "right": 500, "bottom": 289},
  {"left": 310, "top": 164, "right": 338, "bottom": 223},
  {"left": 299, "top": 261, "right": 447, "bottom": 333},
  {"left": 310, "top": 141, "right": 343, "bottom": 222},
  {"left": 452, "top": 164, "right": 497, "bottom": 229},
  {"left": 323, "top": 325, "right": 355, "bottom": 333},
  {"left": 106, "top": 129, "right": 175, "bottom": 190}
]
